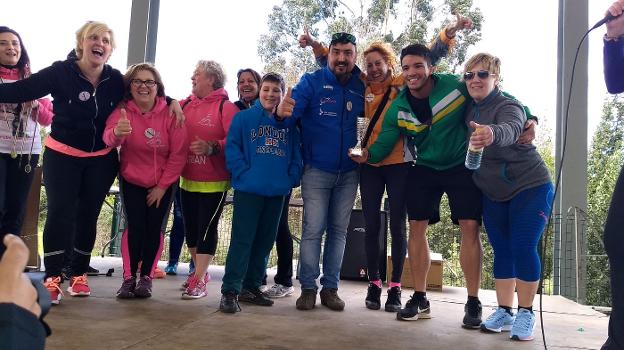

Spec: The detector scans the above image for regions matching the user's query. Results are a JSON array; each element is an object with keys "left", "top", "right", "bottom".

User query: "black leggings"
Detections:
[
  {"left": 261, "top": 192, "right": 294, "bottom": 287},
  {"left": 42, "top": 148, "right": 118, "bottom": 278},
  {"left": 180, "top": 189, "right": 226, "bottom": 255},
  {"left": 602, "top": 167, "right": 624, "bottom": 350},
  {"left": 0, "top": 152, "right": 39, "bottom": 257},
  {"left": 360, "top": 163, "right": 409, "bottom": 283},
  {"left": 121, "top": 179, "right": 173, "bottom": 278}
]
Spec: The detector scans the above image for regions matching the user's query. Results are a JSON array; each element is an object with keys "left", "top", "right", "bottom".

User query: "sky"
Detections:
[{"left": 3, "top": 0, "right": 617, "bottom": 144}]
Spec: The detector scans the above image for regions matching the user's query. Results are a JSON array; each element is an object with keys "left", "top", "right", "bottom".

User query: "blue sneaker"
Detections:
[
  {"left": 164, "top": 263, "right": 178, "bottom": 275},
  {"left": 189, "top": 260, "right": 195, "bottom": 275},
  {"left": 480, "top": 307, "right": 515, "bottom": 333},
  {"left": 510, "top": 308, "right": 535, "bottom": 341}
]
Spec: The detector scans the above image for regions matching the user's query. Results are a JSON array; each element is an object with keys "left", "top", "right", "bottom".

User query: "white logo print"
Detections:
[
  {"left": 198, "top": 114, "right": 214, "bottom": 127},
  {"left": 78, "top": 91, "right": 91, "bottom": 101}
]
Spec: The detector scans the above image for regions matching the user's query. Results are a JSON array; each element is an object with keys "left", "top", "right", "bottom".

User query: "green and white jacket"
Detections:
[{"left": 368, "top": 73, "right": 469, "bottom": 171}]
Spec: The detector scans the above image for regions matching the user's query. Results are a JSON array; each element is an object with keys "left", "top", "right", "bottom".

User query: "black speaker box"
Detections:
[{"left": 340, "top": 209, "right": 387, "bottom": 281}]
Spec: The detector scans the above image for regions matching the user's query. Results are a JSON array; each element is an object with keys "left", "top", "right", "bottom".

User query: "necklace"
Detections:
[
  {"left": 1, "top": 103, "right": 21, "bottom": 158},
  {"left": 19, "top": 105, "right": 36, "bottom": 173},
  {"left": 17, "top": 104, "right": 30, "bottom": 161},
  {"left": 24, "top": 108, "right": 38, "bottom": 173}
]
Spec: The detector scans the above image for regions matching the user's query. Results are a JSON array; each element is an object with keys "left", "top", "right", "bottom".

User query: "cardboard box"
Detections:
[{"left": 387, "top": 252, "right": 443, "bottom": 291}]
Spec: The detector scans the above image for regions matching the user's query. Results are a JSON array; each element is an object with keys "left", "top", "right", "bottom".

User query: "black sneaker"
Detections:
[
  {"left": 239, "top": 288, "right": 274, "bottom": 306},
  {"left": 219, "top": 291, "right": 241, "bottom": 313},
  {"left": 385, "top": 286, "right": 402, "bottom": 312},
  {"left": 397, "top": 294, "right": 431, "bottom": 321},
  {"left": 86, "top": 266, "right": 100, "bottom": 276},
  {"left": 365, "top": 283, "right": 382, "bottom": 310},
  {"left": 462, "top": 299, "right": 482, "bottom": 329}
]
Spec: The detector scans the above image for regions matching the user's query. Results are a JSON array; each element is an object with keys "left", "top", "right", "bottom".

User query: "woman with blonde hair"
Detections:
[
  {"left": 463, "top": 53, "right": 552, "bottom": 341},
  {"left": 0, "top": 22, "right": 182, "bottom": 305}
]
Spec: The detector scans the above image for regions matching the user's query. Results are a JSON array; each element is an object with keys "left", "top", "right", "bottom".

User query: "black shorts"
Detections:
[{"left": 406, "top": 164, "right": 482, "bottom": 225}]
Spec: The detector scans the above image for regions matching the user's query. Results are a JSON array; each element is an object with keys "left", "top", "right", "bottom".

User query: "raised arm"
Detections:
[
  {"left": 604, "top": 0, "right": 624, "bottom": 93},
  {"left": 429, "top": 13, "right": 473, "bottom": 65},
  {"left": 0, "top": 65, "right": 56, "bottom": 103}
]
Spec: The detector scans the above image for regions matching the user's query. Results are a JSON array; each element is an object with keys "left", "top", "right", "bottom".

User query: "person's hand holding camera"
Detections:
[{"left": 0, "top": 234, "right": 41, "bottom": 317}]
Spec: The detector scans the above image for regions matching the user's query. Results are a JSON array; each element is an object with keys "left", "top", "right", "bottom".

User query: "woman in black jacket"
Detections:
[{"left": 0, "top": 21, "right": 182, "bottom": 305}]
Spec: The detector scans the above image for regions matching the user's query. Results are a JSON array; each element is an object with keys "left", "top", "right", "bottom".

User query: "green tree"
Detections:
[
  {"left": 585, "top": 96, "right": 624, "bottom": 306},
  {"left": 257, "top": 0, "right": 483, "bottom": 85}
]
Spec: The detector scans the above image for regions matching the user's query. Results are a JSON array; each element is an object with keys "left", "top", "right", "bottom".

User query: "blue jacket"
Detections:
[
  {"left": 288, "top": 65, "right": 365, "bottom": 173},
  {"left": 226, "top": 100, "right": 303, "bottom": 196},
  {"left": 0, "top": 58, "right": 124, "bottom": 152}
]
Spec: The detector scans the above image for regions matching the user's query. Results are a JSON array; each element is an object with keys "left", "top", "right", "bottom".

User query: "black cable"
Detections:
[{"left": 538, "top": 25, "right": 596, "bottom": 350}]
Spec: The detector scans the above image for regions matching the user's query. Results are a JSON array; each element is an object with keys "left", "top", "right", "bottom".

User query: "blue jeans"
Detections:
[{"left": 298, "top": 166, "right": 359, "bottom": 290}]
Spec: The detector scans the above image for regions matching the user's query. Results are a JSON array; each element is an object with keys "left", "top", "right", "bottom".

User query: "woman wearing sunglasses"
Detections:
[
  {"left": 463, "top": 53, "right": 552, "bottom": 341},
  {"left": 0, "top": 26, "right": 53, "bottom": 257},
  {"left": 103, "top": 63, "right": 187, "bottom": 298}
]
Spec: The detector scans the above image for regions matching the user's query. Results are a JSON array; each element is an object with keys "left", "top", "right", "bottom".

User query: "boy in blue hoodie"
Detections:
[{"left": 220, "top": 73, "right": 303, "bottom": 313}]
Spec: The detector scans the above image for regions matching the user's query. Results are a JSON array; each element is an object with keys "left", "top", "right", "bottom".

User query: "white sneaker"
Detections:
[
  {"left": 265, "top": 284, "right": 295, "bottom": 298},
  {"left": 259, "top": 284, "right": 270, "bottom": 293}
]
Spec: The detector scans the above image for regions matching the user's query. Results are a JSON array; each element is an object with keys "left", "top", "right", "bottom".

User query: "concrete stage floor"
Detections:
[{"left": 43, "top": 257, "right": 609, "bottom": 350}]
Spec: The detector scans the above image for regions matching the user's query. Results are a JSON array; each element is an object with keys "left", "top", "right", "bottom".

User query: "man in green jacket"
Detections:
[{"left": 352, "top": 43, "right": 484, "bottom": 328}]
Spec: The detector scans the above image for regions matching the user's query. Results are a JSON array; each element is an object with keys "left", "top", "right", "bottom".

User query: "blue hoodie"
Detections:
[
  {"left": 226, "top": 100, "right": 303, "bottom": 196},
  {"left": 287, "top": 65, "right": 365, "bottom": 174}
]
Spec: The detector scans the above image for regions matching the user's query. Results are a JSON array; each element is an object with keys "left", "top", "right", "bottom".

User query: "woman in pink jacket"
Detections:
[
  {"left": 179, "top": 60, "right": 238, "bottom": 299},
  {"left": 103, "top": 63, "right": 187, "bottom": 298},
  {"left": 0, "top": 26, "right": 53, "bottom": 257}
]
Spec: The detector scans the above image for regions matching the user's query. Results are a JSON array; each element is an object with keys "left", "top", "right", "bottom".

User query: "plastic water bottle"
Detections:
[{"left": 465, "top": 143, "right": 483, "bottom": 170}]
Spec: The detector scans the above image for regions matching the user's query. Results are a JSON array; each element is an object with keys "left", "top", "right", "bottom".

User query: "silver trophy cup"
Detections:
[{"left": 350, "top": 117, "right": 370, "bottom": 157}]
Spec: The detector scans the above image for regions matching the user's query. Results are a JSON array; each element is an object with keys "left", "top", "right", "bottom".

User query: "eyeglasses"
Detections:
[
  {"left": 463, "top": 70, "right": 497, "bottom": 81},
  {"left": 330, "top": 32, "right": 356, "bottom": 46},
  {"left": 130, "top": 79, "right": 157, "bottom": 88}
]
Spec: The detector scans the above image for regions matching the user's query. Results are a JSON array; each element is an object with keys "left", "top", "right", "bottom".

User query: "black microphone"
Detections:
[{"left": 591, "top": 12, "right": 621, "bottom": 30}]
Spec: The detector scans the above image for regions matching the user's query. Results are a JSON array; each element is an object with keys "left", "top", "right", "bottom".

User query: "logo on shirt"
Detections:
[
  {"left": 198, "top": 114, "right": 215, "bottom": 127},
  {"left": 323, "top": 85, "right": 334, "bottom": 90},
  {"left": 365, "top": 93, "right": 375, "bottom": 103},
  {"left": 78, "top": 91, "right": 91, "bottom": 101},
  {"left": 319, "top": 107, "right": 338, "bottom": 117},
  {"left": 146, "top": 129, "right": 163, "bottom": 148},
  {"left": 320, "top": 97, "right": 336, "bottom": 105}
]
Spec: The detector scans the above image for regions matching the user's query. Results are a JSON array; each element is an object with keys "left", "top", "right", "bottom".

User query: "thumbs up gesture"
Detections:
[
  {"left": 298, "top": 27, "right": 313, "bottom": 48},
  {"left": 468, "top": 121, "right": 493, "bottom": 148},
  {"left": 298, "top": 27, "right": 322, "bottom": 51},
  {"left": 114, "top": 108, "right": 132, "bottom": 137},
  {"left": 276, "top": 87, "right": 295, "bottom": 119}
]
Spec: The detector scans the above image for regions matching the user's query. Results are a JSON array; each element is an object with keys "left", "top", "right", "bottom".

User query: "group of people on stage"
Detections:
[{"left": 1, "top": 1, "right": 623, "bottom": 347}]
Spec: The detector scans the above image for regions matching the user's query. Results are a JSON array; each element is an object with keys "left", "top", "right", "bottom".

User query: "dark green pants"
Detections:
[{"left": 221, "top": 190, "right": 284, "bottom": 294}]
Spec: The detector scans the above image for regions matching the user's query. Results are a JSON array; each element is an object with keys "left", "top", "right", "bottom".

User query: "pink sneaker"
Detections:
[
  {"left": 44, "top": 276, "right": 63, "bottom": 305},
  {"left": 67, "top": 274, "right": 91, "bottom": 296},
  {"left": 181, "top": 273, "right": 193, "bottom": 291},
  {"left": 181, "top": 273, "right": 209, "bottom": 300}
]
